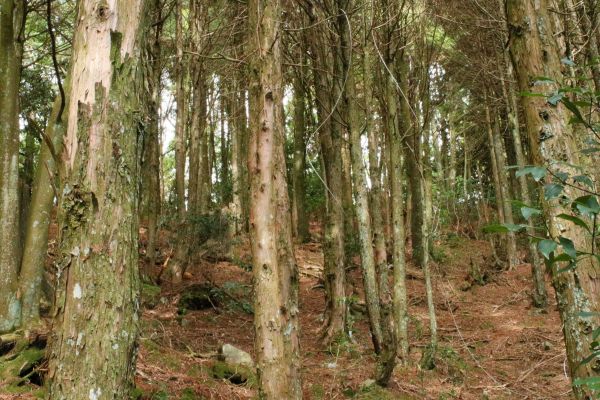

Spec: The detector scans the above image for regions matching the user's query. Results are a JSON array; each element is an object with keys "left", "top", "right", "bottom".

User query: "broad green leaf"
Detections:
[
  {"left": 562, "top": 98, "right": 586, "bottom": 125},
  {"left": 573, "top": 175, "right": 594, "bottom": 188},
  {"left": 574, "top": 195, "right": 600, "bottom": 216},
  {"left": 516, "top": 166, "right": 546, "bottom": 182},
  {"left": 483, "top": 223, "right": 526, "bottom": 233},
  {"left": 555, "top": 171, "right": 569, "bottom": 182},
  {"left": 559, "top": 236, "right": 577, "bottom": 259},
  {"left": 544, "top": 183, "right": 564, "bottom": 200},
  {"left": 538, "top": 239, "right": 557, "bottom": 259},
  {"left": 521, "top": 206, "right": 541, "bottom": 220},
  {"left": 556, "top": 213, "right": 590, "bottom": 232},
  {"left": 548, "top": 92, "right": 564, "bottom": 106}
]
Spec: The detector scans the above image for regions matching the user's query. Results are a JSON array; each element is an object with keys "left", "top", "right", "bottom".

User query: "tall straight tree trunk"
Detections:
[
  {"left": 292, "top": 74, "right": 309, "bottom": 242},
  {"left": 226, "top": 78, "right": 243, "bottom": 235},
  {"left": 386, "top": 69, "right": 409, "bottom": 362},
  {"left": 46, "top": 1, "right": 148, "bottom": 398},
  {"left": 491, "top": 110, "right": 519, "bottom": 269},
  {"left": 0, "top": 0, "right": 25, "bottom": 333},
  {"left": 141, "top": 0, "right": 163, "bottom": 276},
  {"left": 188, "top": 71, "right": 207, "bottom": 215},
  {"left": 247, "top": 0, "right": 302, "bottom": 397},
  {"left": 170, "top": 0, "right": 188, "bottom": 283},
  {"left": 174, "top": 0, "right": 186, "bottom": 219},
  {"left": 304, "top": 1, "right": 347, "bottom": 344},
  {"left": 508, "top": 1, "right": 600, "bottom": 397},
  {"left": 337, "top": 0, "right": 383, "bottom": 356},
  {"left": 484, "top": 100, "right": 511, "bottom": 265},
  {"left": 496, "top": 31, "right": 548, "bottom": 305},
  {"left": 360, "top": 2, "right": 398, "bottom": 384}
]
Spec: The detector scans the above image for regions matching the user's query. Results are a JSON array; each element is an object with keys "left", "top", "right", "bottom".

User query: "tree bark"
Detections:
[
  {"left": 0, "top": 0, "right": 25, "bottom": 333},
  {"left": 140, "top": 0, "right": 163, "bottom": 277},
  {"left": 304, "top": 1, "right": 347, "bottom": 344},
  {"left": 508, "top": 0, "right": 600, "bottom": 396},
  {"left": 19, "top": 93, "right": 68, "bottom": 326},
  {"left": 247, "top": 0, "right": 302, "bottom": 397},
  {"left": 292, "top": 74, "right": 309, "bottom": 242},
  {"left": 47, "top": 1, "right": 148, "bottom": 398}
]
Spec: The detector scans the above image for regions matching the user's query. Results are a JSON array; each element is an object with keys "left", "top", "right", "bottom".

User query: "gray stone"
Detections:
[{"left": 219, "top": 344, "right": 254, "bottom": 368}]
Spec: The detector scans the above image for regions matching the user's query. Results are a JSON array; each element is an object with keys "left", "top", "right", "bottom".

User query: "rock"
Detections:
[
  {"left": 219, "top": 344, "right": 254, "bottom": 368},
  {"left": 211, "top": 361, "right": 256, "bottom": 387}
]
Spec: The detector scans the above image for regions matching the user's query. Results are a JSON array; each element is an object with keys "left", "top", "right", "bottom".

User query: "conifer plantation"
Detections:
[{"left": 3, "top": 0, "right": 600, "bottom": 399}]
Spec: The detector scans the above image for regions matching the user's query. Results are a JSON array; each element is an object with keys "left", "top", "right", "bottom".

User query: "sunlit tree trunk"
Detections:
[
  {"left": 0, "top": 0, "right": 25, "bottom": 333},
  {"left": 508, "top": 0, "right": 600, "bottom": 396},
  {"left": 247, "top": 0, "right": 302, "bottom": 397},
  {"left": 47, "top": 1, "right": 148, "bottom": 397}
]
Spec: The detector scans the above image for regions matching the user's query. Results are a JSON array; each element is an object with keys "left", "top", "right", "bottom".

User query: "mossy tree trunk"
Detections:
[
  {"left": 19, "top": 93, "right": 69, "bottom": 326},
  {"left": 508, "top": 0, "right": 600, "bottom": 397},
  {"left": 0, "top": 0, "right": 25, "bottom": 333},
  {"left": 247, "top": 0, "right": 302, "bottom": 397},
  {"left": 46, "top": 1, "right": 149, "bottom": 398}
]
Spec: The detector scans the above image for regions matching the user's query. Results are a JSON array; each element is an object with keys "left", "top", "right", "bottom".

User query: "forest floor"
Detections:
[
  {"left": 1, "top": 230, "right": 572, "bottom": 400},
  {"left": 131, "top": 231, "right": 571, "bottom": 400}
]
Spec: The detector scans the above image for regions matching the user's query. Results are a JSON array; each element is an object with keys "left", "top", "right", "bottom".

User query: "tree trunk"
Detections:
[
  {"left": 170, "top": 0, "right": 188, "bottom": 283},
  {"left": 304, "top": 1, "right": 347, "bottom": 344},
  {"left": 508, "top": 1, "right": 600, "bottom": 396},
  {"left": 496, "top": 27, "right": 548, "bottom": 305},
  {"left": 337, "top": 0, "right": 383, "bottom": 356},
  {"left": 0, "top": 0, "right": 25, "bottom": 333},
  {"left": 491, "top": 108, "right": 519, "bottom": 269},
  {"left": 47, "top": 1, "right": 148, "bottom": 397},
  {"left": 19, "top": 93, "right": 68, "bottom": 326},
  {"left": 292, "top": 74, "right": 309, "bottom": 242},
  {"left": 140, "top": 0, "right": 163, "bottom": 277},
  {"left": 247, "top": 0, "right": 302, "bottom": 397}
]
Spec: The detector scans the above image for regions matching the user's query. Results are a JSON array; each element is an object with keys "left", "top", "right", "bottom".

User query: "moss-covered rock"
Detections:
[
  {"left": 141, "top": 283, "right": 162, "bottom": 309},
  {"left": 210, "top": 361, "right": 256, "bottom": 388},
  {"left": 0, "top": 344, "right": 45, "bottom": 386}
]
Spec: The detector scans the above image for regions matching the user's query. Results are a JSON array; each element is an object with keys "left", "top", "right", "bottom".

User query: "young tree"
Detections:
[
  {"left": 247, "top": 0, "right": 302, "bottom": 397},
  {"left": 46, "top": 1, "right": 149, "bottom": 397}
]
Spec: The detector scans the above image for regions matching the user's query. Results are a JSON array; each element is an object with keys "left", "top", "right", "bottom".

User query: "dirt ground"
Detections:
[
  {"left": 0, "top": 232, "right": 571, "bottom": 399},
  {"left": 133, "top": 233, "right": 570, "bottom": 400}
]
